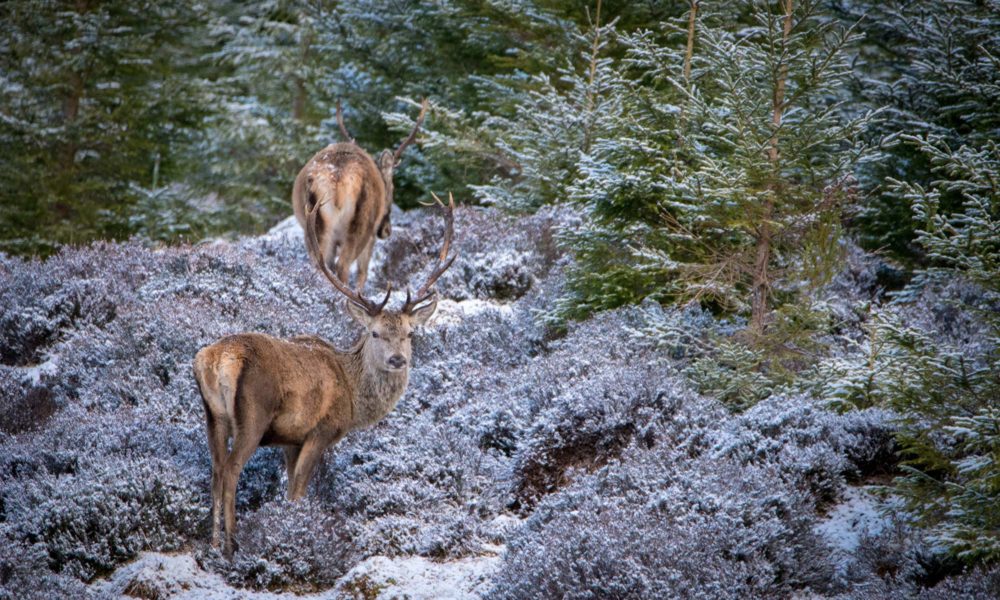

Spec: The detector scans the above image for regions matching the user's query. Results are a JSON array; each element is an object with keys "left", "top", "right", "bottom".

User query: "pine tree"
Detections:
[
  {"left": 886, "top": 135, "right": 1000, "bottom": 562},
  {"left": 557, "top": 0, "right": 875, "bottom": 333},
  {"left": 465, "top": 0, "right": 626, "bottom": 212},
  {"left": 195, "top": 0, "right": 581, "bottom": 225},
  {"left": 840, "top": 0, "right": 1000, "bottom": 258},
  {"left": 0, "top": 0, "right": 211, "bottom": 255},
  {"left": 191, "top": 0, "right": 332, "bottom": 233}
]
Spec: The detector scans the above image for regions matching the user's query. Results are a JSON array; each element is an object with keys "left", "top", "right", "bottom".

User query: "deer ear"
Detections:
[
  {"left": 377, "top": 150, "right": 395, "bottom": 174},
  {"left": 344, "top": 300, "right": 373, "bottom": 328},
  {"left": 408, "top": 295, "right": 438, "bottom": 326}
]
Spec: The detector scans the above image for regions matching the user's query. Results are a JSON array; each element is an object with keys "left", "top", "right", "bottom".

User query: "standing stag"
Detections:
[
  {"left": 291, "top": 99, "right": 430, "bottom": 291},
  {"left": 194, "top": 193, "right": 455, "bottom": 558}
]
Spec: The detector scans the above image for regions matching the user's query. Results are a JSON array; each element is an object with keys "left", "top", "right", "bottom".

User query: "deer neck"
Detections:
[{"left": 346, "top": 337, "right": 409, "bottom": 429}]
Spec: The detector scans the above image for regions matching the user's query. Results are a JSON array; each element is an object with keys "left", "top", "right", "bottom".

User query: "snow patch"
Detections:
[
  {"left": 336, "top": 552, "right": 502, "bottom": 599},
  {"left": 815, "top": 485, "right": 888, "bottom": 554},
  {"left": 430, "top": 298, "right": 514, "bottom": 327},
  {"left": 19, "top": 354, "right": 59, "bottom": 385},
  {"left": 92, "top": 550, "right": 502, "bottom": 599},
  {"left": 92, "top": 552, "right": 309, "bottom": 600}
]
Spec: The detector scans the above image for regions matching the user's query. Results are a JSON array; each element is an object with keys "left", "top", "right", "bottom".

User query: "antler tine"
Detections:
[
  {"left": 336, "top": 101, "right": 354, "bottom": 143},
  {"left": 375, "top": 286, "right": 393, "bottom": 313},
  {"left": 304, "top": 200, "right": 389, "bottom": 315},
  {"left": 403, "top": 192, "right": 457, "bottom": 313},
  {"left": 392, "top": 98, "right": 430, "bottom": 163}
]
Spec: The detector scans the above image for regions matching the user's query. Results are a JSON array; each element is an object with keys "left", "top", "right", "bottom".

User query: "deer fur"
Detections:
[
  {"left": 193, "top": 303, "right": 435, "bottom": 557},
  {"left": 194, "top": 192, "right": 455, "bottom": 559},
  {"left": 291, "top": 143, "right": 388, "bottom": 291},
  {"left": 291, "top": 100, "right": 429, "bottom": 291}
]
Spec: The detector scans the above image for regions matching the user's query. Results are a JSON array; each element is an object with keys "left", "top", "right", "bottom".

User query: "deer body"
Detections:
[
  {"left": 292, "top": 144, "right": 389, "bottom": 291},
  {"left": 195, "top": 192, "right": 455, "bottom": 558},
  {"left": 195, "top": 332, "right": 409, "bottom": 447},
  {"left": 291, "top": 100, "right": 429, "bottom": 291}
]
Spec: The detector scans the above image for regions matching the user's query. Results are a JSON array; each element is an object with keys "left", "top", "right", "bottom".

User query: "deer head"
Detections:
[
  {"left": 304, "top": 190, "right": 455, "bottom": 372},
  {"left": 336, "top": 99, "right": 430, "bottom": 239}
]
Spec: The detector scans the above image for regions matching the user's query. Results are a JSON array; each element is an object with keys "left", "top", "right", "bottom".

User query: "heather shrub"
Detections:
[
  {"left": 0, "top": 369, "right": 57, "bottom": 435},
  {"left": 3, "top": 456, "right": 204, "bottom": 581},
  {"left": 509, "top": 365, "right": 673, "bottom": 511},
  {"left": 491, "top": 396, "right": 894, "bottom": 598},
  {"left": 0, "top": 535, "right": 90, "bottom": 600},
  {"left": 222, "top": 498, "right": 352, "bottom": 591},
  {"left": 0, "top": 203, "right": 983, "bottom": 597}
]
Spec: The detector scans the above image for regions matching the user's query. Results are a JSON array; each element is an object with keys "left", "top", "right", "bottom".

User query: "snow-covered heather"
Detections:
[{"left": 0, "top": 206, "right": 996, "bottom": 599}]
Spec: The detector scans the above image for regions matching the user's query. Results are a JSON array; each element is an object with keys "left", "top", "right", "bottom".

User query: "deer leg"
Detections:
[
  {"left": 355, "top": 238, "right": 375, "bottom": 292},
  {"left": 221, "top": 420, "right": 266, "bottom": 559},
  {"left": 283, "top": 445, "right": 301, "bottom": 500},
  {"left": 289, "top": 429, "right": 344, "bottom": 501},
  {"left": 323, "top": 234, "right": 340, "bottom": 276},
  {"left": 335, "top": 255, "right": 352, "bottom": 291},
  {"left": 204, "top": 411, "right": 229, "bottom": 549}
]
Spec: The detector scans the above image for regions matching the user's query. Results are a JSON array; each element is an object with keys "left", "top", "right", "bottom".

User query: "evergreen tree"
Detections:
[
  {"left": 839, "top": 0, "right": 1000, "bottom": 259},
  {"left": 193, "top": 0, "right": 331, "bottom": 233},
  {"left": 557, "top": 0, "right": 874, "bottom": 334},
  {"left": 0, "top": 0, "right": 210, "bottom": 255},
  {"left": 887, "top": 135, "right": 1000, "bottom": 562},
  {"left": 466, "top": 0, "right": 626, "bottom": 211},
  {"left": 196, "top": 0, "right": 581, "bottom": 226}
]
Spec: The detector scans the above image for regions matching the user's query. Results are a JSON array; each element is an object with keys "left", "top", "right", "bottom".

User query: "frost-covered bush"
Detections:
[
  {"left": 914, "top": 564, "right": 1000, "bottom": 600},
  {"left": 509, "top": 364, "right": 671, "bottom": 510},
  {"left": 0, "top": 369, "right": 56, "bottom": 435},
  {"left": 0, "top": 203, "right": 983, "bottom": 597},
  {"left": 0, "top": 535, "right": 89, "bottom": 600},
  {"left": 3, "top": 456, "right": 204, "bottom": 581},
  {"left": 314, "top": 409, "right": 507, "bottom": 561},
  {"left": 222, "top": 499, "right": 352, "bottom": 591},
  {"left": 625, "top": 301, "right": 720, "bottom": 360},
  {"left": 491, "top": 396, "right": 896, "bottom": 599},
  {"left": 373, "top": 204, "right": 569, "bottom": 304},
  {"left": 831, "top": 520, "right": 943, "bottom": 597},
  {"left": 0, "top": 244, "right": 144, "bottom": 366}
]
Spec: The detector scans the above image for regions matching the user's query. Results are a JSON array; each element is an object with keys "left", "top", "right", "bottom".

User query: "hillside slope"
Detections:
[{"left": 0, "top": 206, "right": 996, "bottom": 599}]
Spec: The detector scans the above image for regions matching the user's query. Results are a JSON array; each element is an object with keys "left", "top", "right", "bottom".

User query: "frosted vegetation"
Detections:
[
  {"left": 0, "top": 205, "right": 996, "bottom": 598},
  {"left": 1, "top": 0, "right": 999, "bottom": 597}
]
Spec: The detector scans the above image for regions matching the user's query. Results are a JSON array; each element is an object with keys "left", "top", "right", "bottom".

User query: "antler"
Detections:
[
  {"left": 336, "top": 101, "right": 354, "bottom": 143},
  {"left": 391, "top": 98, "right": 430, "bottom": 163},
  {"left": 304, "top": 199, "right": 391, "bottom": 316},
  {"left": 402, "top": 192, "right": 457, "bottom": 313}
]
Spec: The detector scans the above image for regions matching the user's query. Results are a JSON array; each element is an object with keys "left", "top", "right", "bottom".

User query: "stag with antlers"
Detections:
[
  {"left": 291, "top": 99, "right": 430, "bottom": 291},
  {"left": 193, "top": 193, "right": 455, "bottom": 558}
]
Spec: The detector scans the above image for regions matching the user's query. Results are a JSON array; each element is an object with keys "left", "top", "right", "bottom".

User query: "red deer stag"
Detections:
[
  {"left": 194, "top": 193, "right": 455, "bottom": 558},
  {"left": 291, "top": 99, "right": 430, "bottom": 291}
]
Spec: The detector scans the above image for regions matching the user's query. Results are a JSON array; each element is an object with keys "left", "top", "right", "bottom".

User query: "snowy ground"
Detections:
[
  {"left": 815, "top": 486, "right": 888, "bottom": 556},
  {"left": 92, "top": 549, "right": 502, "bottom": 600},
  {"left": 2, "top": 205, "right": 996, "bottom": 599}
]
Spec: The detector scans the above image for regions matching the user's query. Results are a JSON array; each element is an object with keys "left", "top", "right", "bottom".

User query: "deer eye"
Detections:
[
  {"left": 372, "top": 332, "right": 380, "bottom": 339},
  {"left": 407, "top": 331, "right": 413, "bottom": 338}
]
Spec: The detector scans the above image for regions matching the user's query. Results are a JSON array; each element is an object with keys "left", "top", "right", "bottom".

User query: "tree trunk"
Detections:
[
  {"left": 293, "top": 29, "right": 313, "bottom": 122},
  {"left": 581, "top": 0, "right": 603, "bottom": 154},
  {"left": 683, "top": 1, "right": 698, "bottom": 84},
  {"left": 673, "top": 0, "right": 698, "bottom": 174},
  {"left": 60, "top": 70, "right": 84, "bottom": 172},
  {"left": 750, "top": 0, "right": 794, "bottom": 334}
]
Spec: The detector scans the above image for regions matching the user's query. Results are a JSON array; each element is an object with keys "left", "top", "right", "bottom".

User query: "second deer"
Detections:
[
  {"left": 291, "top": 99, "right": 429, "bottom": 291},
  {"left": 194, "top": 193, "right": 455, "bottom": 558}
]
